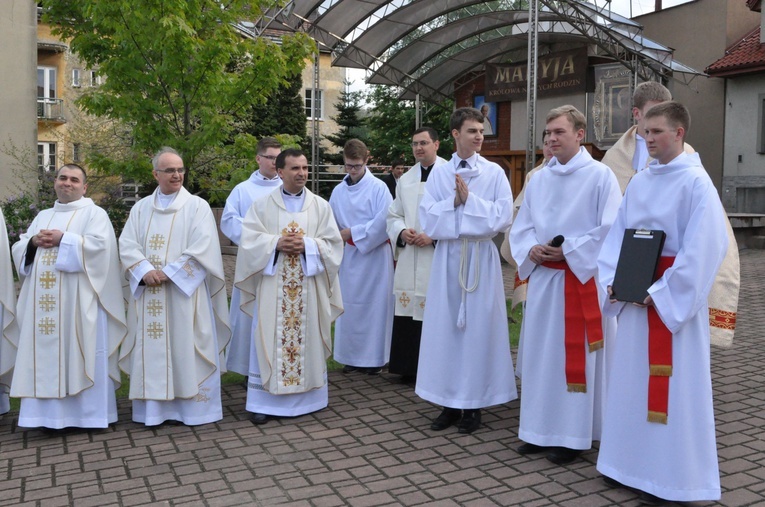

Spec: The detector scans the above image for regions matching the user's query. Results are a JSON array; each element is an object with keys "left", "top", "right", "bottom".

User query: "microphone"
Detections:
[{"left": 548, "top": 235, "right": 565, "bottom": 248}]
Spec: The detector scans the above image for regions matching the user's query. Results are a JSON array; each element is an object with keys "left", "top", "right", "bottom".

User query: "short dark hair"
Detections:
[
  {"left": 343, "top": 139, "right": 369, "bottom": 160},
  {"left": 633, "top": 81, "right": 672, "bottom": 110},
  {"left": 390, "top": 158, "right": 405, "bottom": 168},
  {"left": 57, "top": 163, "right": 87, "bottom": 182},
  {"left": 275, "top": 148, "right": 306, "bottom": 170},
  {"left": 644, "top": 101, "right": 690, "bottom": 137},
  {"left": 257, "top": 137, "right": 282, "bottom": 154},
  {"left": 413, "top": 127, "right": 439, "bottom": 142},
  {"left": 450, "top": 107, "right": 484, "bottom": 132}
]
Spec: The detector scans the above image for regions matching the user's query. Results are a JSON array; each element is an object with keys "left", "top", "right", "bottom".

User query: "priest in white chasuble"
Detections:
[
  {"left": 235, "top": 148, "right": 343, "bottom": 424},
  {"left": 510, "top": 106, "right": 621, "bottom": 466},
  {"left": 0, "top": 208, "right": 19, "bottom": 415},
  {"left": 220, "top": 137, "right": 282, "bottom": 376},
  {"left": 416, "top": 107, "right": 517, "bottom": 435},
  {"left": 119, "top": 147, "right": 231, "bottom": 426},
  {"left": 6, "top": 164, "right": 126, "bottom": 429},
  {"left": 386, "top": 127, "right": 447, "bottom": 382},
  {"left": 329, "top": 139, "right": 394, "bottom": 375}
]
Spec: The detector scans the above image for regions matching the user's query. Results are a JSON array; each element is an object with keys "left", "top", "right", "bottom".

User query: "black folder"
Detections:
[{"left": 611, "top": 229, "right": 666, "bottom": 304}]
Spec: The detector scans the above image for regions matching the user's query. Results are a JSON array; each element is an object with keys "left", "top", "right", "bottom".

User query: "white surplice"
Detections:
[
  {"left": 220, "top": 170, "right": 282, "bottom": 375},
  {"left": 0, "top": 208, "right": 17, "bottom": 415},
  {"left": 9, "top": 198, "right": 126, "bottom": 428},
  {"left": 596, "top": 152, "right": 727, "bottom": 501},
  {"left": 510, "top": 147, "right": 621, "bottom": 449},
  {"left": 119, "top": 188, "right": 231, "bottom": 426},
  {"left": 329, "top": 169, "right": 394, "bottom": 368},
  {"left": 235, "top": 188, "right": 343, "bottom": 416},
  {"left": 415, "top": 153, "right": 517, "bottom": 409},
  {"left": 386, "top": 157, "right": 447, "bottom": 320}
]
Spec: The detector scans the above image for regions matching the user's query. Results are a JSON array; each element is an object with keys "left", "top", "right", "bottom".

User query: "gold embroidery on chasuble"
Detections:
[
  {"left": 34, "top": 246, "right": 61, "bottom": 348},
  {"left": 709, "top": 308, "right": 736, "bottom": 331},
  {"left": 279, "top": 221, "right": 306, "bottom": 388},
  {"left": 140, "top": 223, "right": 169, "bottom": 349},
  {"left": 399, "top": 291, "right": 411, "bottom": 308}
]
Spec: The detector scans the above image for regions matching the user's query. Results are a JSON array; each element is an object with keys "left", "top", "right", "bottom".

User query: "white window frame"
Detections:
[
  {"left": 305, "top": 89, "right": 324, "bottom": 120},
  {"left": 37, "top": 66, "right": 57, "bottom": 99},
  {"left": 90, "top": 70, "right": 101, "bottom": 87},
  {"left": 38, "top": 142, "right": 57, "bottom": 172},
  {"left": 72, "top": 68, "right": 81, "bottom": 88}
]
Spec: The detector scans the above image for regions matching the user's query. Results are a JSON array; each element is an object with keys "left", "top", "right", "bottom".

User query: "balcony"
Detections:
[{"left": 37, "top": 98, "right": 66, "bottom": 123}]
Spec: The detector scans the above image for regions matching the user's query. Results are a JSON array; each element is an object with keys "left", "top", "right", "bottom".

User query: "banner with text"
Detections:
[{"left": 485, "top": 49, "right": 588, "bottom": 102}]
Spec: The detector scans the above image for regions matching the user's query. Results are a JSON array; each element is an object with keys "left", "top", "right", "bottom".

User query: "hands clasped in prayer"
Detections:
[
  {"left": 142, "top": 269, "right": 169, "bottom": 287},
  {"left": 529, "top": 244, "right": 564, "bottom": 265},
  {"left": 31, "top": 229, "right": 63, "bottom": 249},
  {"left": 453, "top": 174, "right": 469, "bottom": 207},
  {"left": 277, "top": 233, "right": 305, "bottom": 255},
  {"left": 400, "top": 228, "right": 433, "bottom": 247}
]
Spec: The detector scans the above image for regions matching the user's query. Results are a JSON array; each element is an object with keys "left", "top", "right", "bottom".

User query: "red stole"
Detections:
[
  {"left": 646, "top": 256, "right": 675, "bottom": 424},
  {"left": 542, "top": 261, "right": 604, "bottom": 392}
]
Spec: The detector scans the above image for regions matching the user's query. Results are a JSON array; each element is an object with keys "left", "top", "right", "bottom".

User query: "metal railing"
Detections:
[{"left": 36, "top": 98, "right": 65, "bottom": 121}]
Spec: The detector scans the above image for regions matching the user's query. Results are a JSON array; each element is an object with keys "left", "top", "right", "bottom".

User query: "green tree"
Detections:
[
  {"left": 42, "top": 0, "right": 315, "bottom": 197},
  {"left": 365, "top": 85, "right": 454, "bottom": 165},
  {"left": 233, "top": 72, "right": 306, "bottom": 144},
  {"left": 324, "top": 80, "right": 368, "bottom": 164}
]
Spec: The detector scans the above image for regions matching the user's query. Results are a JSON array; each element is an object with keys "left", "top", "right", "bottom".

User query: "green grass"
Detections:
[{"left": 6, "top": 299, "right": 522, "bottom": 412}]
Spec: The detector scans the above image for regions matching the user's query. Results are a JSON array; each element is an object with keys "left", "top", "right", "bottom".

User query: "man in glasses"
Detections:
[
  {"left": 7, "top": 164, "right": 126, "bottom": 429},
  {"left": 119, "top": 147, "right": 231, "bottom": 426},
  {"left": 221, "top": 137, "right": 282, "bottom": 377},
  {"left": 329, "top": 139, "right": 394, "bottom": 376},
  {"left": 385, "top": 127, "right": 446, "bottom": 383}
]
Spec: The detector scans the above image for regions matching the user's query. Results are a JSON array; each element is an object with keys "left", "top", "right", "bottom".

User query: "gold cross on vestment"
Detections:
[
  {"left": 147, "top": 321, "right": 164, "bottom": 339},
  {"left": 399, "top": 292, "right": 411, "bottom": 308},
  {"left": 148, "top": 285, "right": 161, "bottom": 294},
  {"left": 39, "top": 271, "right": 57, "bottom": 289},
  {"left": 148, "top": 254, "right": 163, "bottom": 270},
  {"left": 38, "top": 316, "right": 56, "bottom": 335},
  {"left": 40, "top": 250, "right": 57, "bottom": 266},
  {"left": 38, "top": 294, "right": 56, "bottom": 312},
  {"left": 146, "top": 299, "right": 163, "bottom": 317},
  {"left": 182, "top": 260, "right": 195, "bottom": 278},
  {"left": 148, "top": 234, "right": 166, "bottom": 250}
]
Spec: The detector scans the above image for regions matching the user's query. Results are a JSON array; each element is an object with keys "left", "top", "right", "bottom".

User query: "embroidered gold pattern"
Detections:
[
  {"left": 149, "top": 234, "right": 166, "bottom": 250},
  {"left": 399, "top": 292, "right": 411, "bottom": 308},
  {"left": 182, "top": 260, "right": 195, "bottom": 278},
  {"left": 709, "top": 308, "right": 736, "bottom": 330},
  {"left": 148, "top": 285, "right": 161, "bottom": 294},
  {"left": 195, "top": 387, "right": 211, "bottom": 403},
  {"left": 148, "top": 254, "right": 163, "bottom": 270},
  {"left": 38, "top": 294, "right": 57, "bottom": 312},
  {"left": 279, "top": 221, "right": 305, "bottom": 387},
  {"left": 38, "top": 316, "right": 56, "bottom": 335},
  {"left": 147, "top": 321, "right": 164, "bottom": 339},
  {"left": 39, "top": 271, "right": 57, "bottom": 289},
  {"left": 40, "top": 250, "right": 57, "bottom": 266},
  {"left": 147, "top": 299, "right": 163, "bottom": 317}
]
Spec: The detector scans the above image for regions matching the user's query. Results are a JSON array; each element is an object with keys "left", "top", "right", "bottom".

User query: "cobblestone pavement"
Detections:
[{"left": 0, "top": 251, "right": 763, "bottom": 506}]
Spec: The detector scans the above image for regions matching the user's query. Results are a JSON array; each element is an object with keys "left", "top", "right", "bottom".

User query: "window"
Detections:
[
  {"left": 305, "top": 89, "right": 323, "bottom": 119},
  {"left": 73, "top": 143, "right": 81, "bottom": 163},
  {"left": 758, "top": 94, "right": 765, "bottom": 154},
  {"left": 38, "top": 143, "right": 57, "bottom": 172},
  {"left": 90, "top": 70, "right": 101, "bottom": 87},
  {"left": 72, "top": 69, "right": 81, "bottom": 88},
  {"left": 37, "top": 66, "right": 57, "bottom": 99}
]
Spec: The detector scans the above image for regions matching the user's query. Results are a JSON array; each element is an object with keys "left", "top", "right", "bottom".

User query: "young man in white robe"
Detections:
[
  {"left": 597, "top": 102, "right": 727, "bottom": 504},
  {"left": 329, "top": 139, "right": 394, "bottom": 375},
  {"left": 119, "top": 147, "right": 231, "bottom": 426},
  {"left": 416, "top": 107, "right": 517, "bottom": 434},
  {"left": 220, "top": 137, "right": 282, "bottom": 376},
  {"left": 6, "top": 165, "right": 127, "bottom": 429},
  {"left": 0, "top": 208, "right": 16, "bottom": 415},
  {"left": 386, "top": 127, "right": 447, "bottom": 382},
  {"left": 234, "top": 148, "right": 344, "bottom": 424},
  {"left": 602, "top": 81, "right": 739, "bottom": 349},
  {"left": 510, "top": 105, "right": 621, "bottom": 464}
]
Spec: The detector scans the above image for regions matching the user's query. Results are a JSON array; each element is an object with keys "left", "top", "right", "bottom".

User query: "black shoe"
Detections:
[
  {"left": 457, "top": 409, "right": 481, "bottom": 434},
  {"left": 363, "top": 367, "right": 382, "bottom": 375},
  {"left": 399, "top": 375, "right": 416, "bottom": 384},
  {"left": 249, "top": 412, "right": 269, "bottom": 425},
  {"left": 517, "top": 442, "right": 548, "bottom": 455},
  {"left": 342, "top": 365, "right": 358, "bottom": 374},
  {"left": 546, "top": 447, "right": 582, "bottom": 465},
  {"left": 638, "top": 491, "right": 665, "bottom": 505},
  {"left": 430, "top": 407, "right": 461, "bottom": 431},
  {"left": 602, "top": 475, "right": 624, "bottom": 489}
]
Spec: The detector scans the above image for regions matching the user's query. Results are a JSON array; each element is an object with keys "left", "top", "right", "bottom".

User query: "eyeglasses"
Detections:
[
  {"left": 411, "top": 141, "right": 431, "bottom": 147},
  {"left": 157, "top": 167, "right": 186, "bottom": 175},
  {"left": 344, "top": 164, "right": 364, "bottom": 171},
  {"left": 258, "top": 154, "right": 278, "bottom": 161}
]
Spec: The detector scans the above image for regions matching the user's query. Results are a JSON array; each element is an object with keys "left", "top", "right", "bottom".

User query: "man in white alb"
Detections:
[{"left": 119, "top": 147, "right": 231, "bottom": 426}]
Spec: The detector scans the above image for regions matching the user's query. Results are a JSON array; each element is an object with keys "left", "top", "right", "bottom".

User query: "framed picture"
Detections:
[
  {"left": 473, "top": 95, "right": 497, "bottom": 137},
  {"left": 589, "top": 64, "right": 634, "bottom": 148}
]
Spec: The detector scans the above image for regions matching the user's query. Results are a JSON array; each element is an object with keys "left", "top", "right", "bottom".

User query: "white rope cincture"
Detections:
[{"left": 457, "top": 238, "right": 483, "bottom": 329}]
